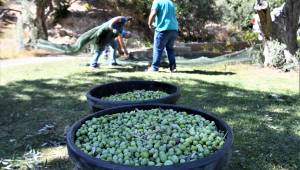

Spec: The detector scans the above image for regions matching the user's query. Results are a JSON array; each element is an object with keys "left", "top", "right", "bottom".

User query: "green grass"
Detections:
[{"left": 0, "top": 56, "right": 299, "bottom": 169}]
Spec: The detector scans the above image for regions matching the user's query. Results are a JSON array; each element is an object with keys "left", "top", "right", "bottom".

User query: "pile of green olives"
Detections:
[
  {"left": 75, "top": 108, "right": 225, "bottom": 166},
  {"left": 101, "top": 90, "right": 168, "bottom": 101}
]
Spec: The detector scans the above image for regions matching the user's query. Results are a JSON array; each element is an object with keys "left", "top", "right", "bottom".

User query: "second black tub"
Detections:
[{"left": 86, "top": 80, "right": 181, "bottom": 112}]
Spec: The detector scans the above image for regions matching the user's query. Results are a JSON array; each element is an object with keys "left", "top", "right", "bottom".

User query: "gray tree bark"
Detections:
[
  {"left": 255, "top": 0, "right": 300, "bottom": 55},
  {"left": 20, "top": 0, "right": 53, "bottom": 45},
  {"left": 271, "top": 0, "right": 300, "bottom": 54},
  {"left": 34, "top": 0, "right": 54, "bottom": 40},
  {"left": 254, "top": 0, "right": 272, "bottom": 40},
  {"left": 255, "top": 0, "right": 300, "bottom": 71}
]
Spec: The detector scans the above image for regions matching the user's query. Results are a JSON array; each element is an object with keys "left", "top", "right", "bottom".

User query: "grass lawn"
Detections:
[{"left": 0, "top": 56, "right": 299, "bottom": 170}]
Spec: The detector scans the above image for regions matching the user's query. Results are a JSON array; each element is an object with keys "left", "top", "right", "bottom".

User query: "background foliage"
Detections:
[
  {"left": 19, "top": 0, "right": 286, "bottom": 41},
  {"left": 83, "top": 0, "right": 284, "bottom": 40},
  {"left": 84, "top": 0, "right": 220, "bottom": 41},
  {"left": 216, "top": 0, "right": 285, "bottom": 29}
]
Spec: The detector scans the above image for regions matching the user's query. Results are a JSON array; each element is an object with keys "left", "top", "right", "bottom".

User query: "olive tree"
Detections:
[
  {"left": 254, "top": 0, "right": 300, "bottom": 69},
  {"left": 217, "top": 0, "right": 284, "bottom": 29},
  {"left": 18, "top": 0, "right": 74, "bottom": 47},
  {"left": 19, "top": 0, "right": 52, "bottom": 42}
]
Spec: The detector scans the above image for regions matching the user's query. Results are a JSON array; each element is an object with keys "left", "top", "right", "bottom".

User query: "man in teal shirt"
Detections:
[{"left": 148, "top": 0, "right": 179, "bottom": 72}]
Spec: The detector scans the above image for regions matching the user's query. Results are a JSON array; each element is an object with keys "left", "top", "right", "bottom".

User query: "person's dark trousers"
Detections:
[
  {"left": 150, "top": 30, "right": 178, "bottom": 71},
  {"left": 90, "top": 40, "right": 117, "bottom": 67}
]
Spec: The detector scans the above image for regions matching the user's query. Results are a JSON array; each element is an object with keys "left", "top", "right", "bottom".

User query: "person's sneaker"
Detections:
[
  {"left": 110, "top": 62, "right": 120, "bottom": 66},
  {"left": 170, "top": 65, "right": 177, "bottom": 73},
  {"left": 90, "top": 64, "right": 99, "bottom": 69},
  {"left": 170, "top": 68, "right": 177, "bottom": 73},
  {"left": 146, "top": 67, "right": 158, "bottom": 72}
]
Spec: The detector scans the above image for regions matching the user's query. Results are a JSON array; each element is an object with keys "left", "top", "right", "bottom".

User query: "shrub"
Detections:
[
  {"left": 263, "top": 40, "right": 287, "bottom": 68},
  {"left": 240, "top": 31, "right": 259, "bottom": 44},
  {"left": 216, "top": 0, "right": 284, "bottom": 30}
]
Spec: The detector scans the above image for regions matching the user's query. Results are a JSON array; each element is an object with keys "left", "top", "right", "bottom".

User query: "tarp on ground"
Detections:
[
  {"left": 118, "top": 47, "right": 256, "bottom": 67},
  {"left": 34, "top": 20, "right": 116, "bottom": 54}
]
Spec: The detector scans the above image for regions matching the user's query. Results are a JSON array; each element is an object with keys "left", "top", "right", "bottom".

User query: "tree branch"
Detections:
[
  {"left": 255, "top": 0, "right": 272, "bottom": 40},
  {"left": 0, "top": 7, "right": 22, "bottom": 13},
  {"left": 254, "top": 0, "right": 268, "bottom": 10}
]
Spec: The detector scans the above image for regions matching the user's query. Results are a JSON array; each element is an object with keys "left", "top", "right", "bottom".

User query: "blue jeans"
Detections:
[
  {"left": 90, "top": 40, "right": 118, "bottom": 67},
  {"left": 151, "top": 30, "right": 178, "bottom": 71}
]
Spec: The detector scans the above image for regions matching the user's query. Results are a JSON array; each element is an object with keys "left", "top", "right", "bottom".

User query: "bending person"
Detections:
[
  {"left": 100, "top": 30, "right": 132, "bottom": 66},
  {"left": 116, "top": 30, "right": 131, "bottom": 59},
  {"left": 35, "top": 16, "right": 132, "bottom": 57}
]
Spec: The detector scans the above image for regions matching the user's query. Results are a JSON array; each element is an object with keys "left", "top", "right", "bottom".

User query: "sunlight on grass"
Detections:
[
  {"left": 214, "top": 107, "right": 230, "bottom": 113},
  {"left": 0, "top": 57, "right": 88, "bottom": 85},
  {"left": 40, "top": 146, "right": 68, "bottom": 162},
  {"left": 14, "top": 93, "right": 32, "bottom": 101}
]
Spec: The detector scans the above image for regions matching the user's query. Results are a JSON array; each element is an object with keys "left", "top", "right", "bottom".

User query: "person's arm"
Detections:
[
  {"left": 148, "top": 9, "right": 157, "bottom": 29},
  {"left": 116, "top": 36, "right": 124, "bottom": 55},
  {"left": 117, "top": 35, "right": 129, "bottom": 56}
]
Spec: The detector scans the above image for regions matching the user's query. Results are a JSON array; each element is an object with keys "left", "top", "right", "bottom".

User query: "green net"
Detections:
[
  {"left": 34, "top": 20, "right": 117, "bottom": 54},
  {"left": 175, "top": 48, "right": 253, "bottom": 66},
  {"left": 118, "top": 47, "right": 254, "bottom": 67}
]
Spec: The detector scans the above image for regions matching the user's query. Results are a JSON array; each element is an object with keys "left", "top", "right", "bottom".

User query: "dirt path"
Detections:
[{"left": 0, "top": 55, "right": 85, "bottom": 68}]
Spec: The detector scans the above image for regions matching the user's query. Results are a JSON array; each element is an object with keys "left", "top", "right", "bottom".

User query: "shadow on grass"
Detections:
[
  {"left": 0, "top": 71, "right": 132, "bottom": 157},
  {"left": 0, "top": 71, "right": 299, "bottom": 169},
  {"left": 105, "top": 64, "right": 236, "bottom": 76},
  {"left": 176, "top": 69, "right": 235, "bottom": 75},
  {"left": 110, "top": 64, "right": 149, "bottom": 72}
]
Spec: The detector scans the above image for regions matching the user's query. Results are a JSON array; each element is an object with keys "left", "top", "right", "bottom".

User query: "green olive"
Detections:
[
  {"left": 75, "top": 108, "right": 226, "bottom": 166},
  {"left": 101, "top": 90, "right": 168, "bottom": 101}
]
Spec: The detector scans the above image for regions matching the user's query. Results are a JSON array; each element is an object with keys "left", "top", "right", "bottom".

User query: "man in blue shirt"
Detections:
[{"left": 148, "top": 0, "right": 179, "bottom": 72}]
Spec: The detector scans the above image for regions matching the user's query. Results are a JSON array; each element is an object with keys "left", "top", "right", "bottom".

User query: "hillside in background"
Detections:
[{"left": 0, "top": 0, "right": 246, "bottom": 59}]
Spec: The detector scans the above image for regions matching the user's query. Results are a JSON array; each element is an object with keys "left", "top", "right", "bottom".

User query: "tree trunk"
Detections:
[
  {"left": 16, "top": 14, "right": 25, "bottom": 50},
  {"left": 20, "top": 0, "right": 50, "bottom": 44},
  {"left": 35, "top": 0, "right": 49, "bottom": 40},
  {"left": 272, "top": 0, "right": 300, "bottom": 55},
  {"left": 255, "top": 0, "right": 300, "bottom": 69},
  {"left": 255, "top": 0, "right": 300, "bottom": 55},
  {"left": 254, "top": 0, "right": 272, "bottom": 40}
]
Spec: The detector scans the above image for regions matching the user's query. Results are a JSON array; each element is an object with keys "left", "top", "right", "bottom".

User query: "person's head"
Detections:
[
  {"left": 111, "top": 16, "right": 133, "bottom": 33},
  {"left": 116, "top": 16, "right": 133, "bottom": 25},
  {"left": 123, "top": 16, "right": 133, "bottom": 28},
  {"left": 125, "top": 16, "right": 133, "bottom": 22}
]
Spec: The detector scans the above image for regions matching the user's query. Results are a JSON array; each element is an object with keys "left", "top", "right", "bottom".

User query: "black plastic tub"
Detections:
[
  {"left": 86, "top": 80, "right": 181, "bottom": 112},
  {"left": 67, "top": 104, "right": 233, "bottom": 170}
]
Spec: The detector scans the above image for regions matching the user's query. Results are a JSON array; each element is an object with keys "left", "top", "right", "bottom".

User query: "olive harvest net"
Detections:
[
  {"left": 118, "top": 47, "right": 255, "bottom": 67},
  {"left": 34, "top": 20, "right": 116, "bottom": 54}
]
